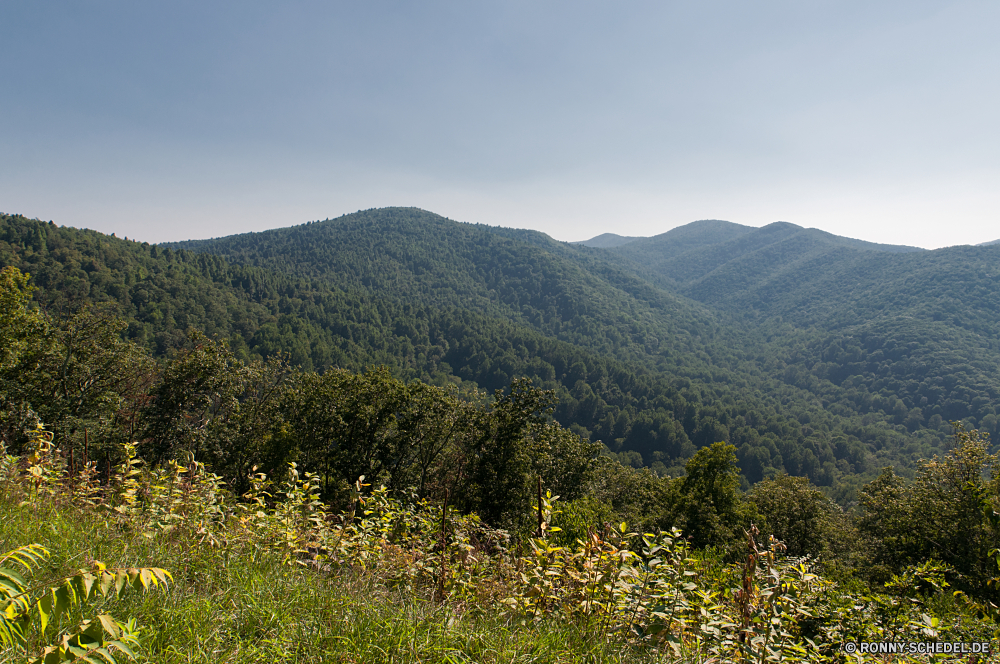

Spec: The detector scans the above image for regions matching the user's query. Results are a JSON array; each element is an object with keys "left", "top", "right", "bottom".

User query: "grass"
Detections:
[
  {"left": 0, "top": 497, "right": 666, "bottom": 664},
  {"left": 6, "top": 441, "right": 998, "bottom": 663}
]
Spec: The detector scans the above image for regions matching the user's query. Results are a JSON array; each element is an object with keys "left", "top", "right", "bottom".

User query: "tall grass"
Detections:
[
  {"left": 1, "top": 496, "right": 663, "bottom": 664},
  {"left": 3, "top": 431, "right": 999, "bottom": 663}
]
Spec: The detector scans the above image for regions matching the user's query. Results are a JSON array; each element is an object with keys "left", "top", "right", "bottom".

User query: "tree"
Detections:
[
  {"left": 748, "top": 473, "right": 855, "bottom": 563},
  {"left": 2, "top": 270, "right": 155, "bottom": 463},
  {"left": 858, "top": 425, "right": 1000, "bottom": 595},
  {"left": 0, "top": 266, "right": 47, "bottom": 448},
  {"left": 0, "top": 266, "right": 45, "bottom": 373},
  {"left": 283, "top": 366, "right": 420, "bottom": 500},
  {"left": 141, "top": 331, "right": 290, "bottom": 488},
  {"left": 673, "top": 442, "right": 757, "bottom": 551},
  {"left": 529, "top": 421, "right": 601, "bottom": 503},
  {"left": 22, "top": 306, "right": 155, "bottom": 463},
  {"left": 585, "top": 458, "right": 674, "bottom": 535},
  {"left": 462, "top": 379, "right": 564, "bottom": 532},
  {"left": 398, "top": 380, "right": 480, "bottom": 497}
]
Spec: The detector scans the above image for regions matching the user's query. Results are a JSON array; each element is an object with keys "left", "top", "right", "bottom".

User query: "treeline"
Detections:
[
  {"left": 164, "top": 209, "right": 937, "bottom": 486},
  {"left": 0, "top": 264, "right": 599, "bottom": 532},
  {"left": 0, "top": 213, "right": 882, "bottom": 491},
  {"left": 607, "top": 220, "right": 1000, "bottom": 444},
  {"left": 6, "top": 263, "right": 1000, "bottom": 608},
  {"left": 3, "top": 210, "right": 984, "bottom": 500}
]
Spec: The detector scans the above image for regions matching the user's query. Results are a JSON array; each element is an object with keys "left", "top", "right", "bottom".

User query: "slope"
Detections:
[
  {"left": 4, "top": 209, "right": 969, "bottom": 500},
  {"left": 573, "top": 233, "right": 644, "bottom": 248},
  {"left": 602, "top": 221, "right": 1000, "bottom": 447},
  {"left": 166, "top": 208, "right": 948, "bottom": 494},
  {"left": 5, "top": 211, "right": 853, "bottom": 488}
]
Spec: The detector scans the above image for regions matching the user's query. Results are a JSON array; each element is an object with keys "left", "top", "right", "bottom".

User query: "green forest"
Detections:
[{"left": 3, "top": 208, "right": 1000, "bottom": 662}]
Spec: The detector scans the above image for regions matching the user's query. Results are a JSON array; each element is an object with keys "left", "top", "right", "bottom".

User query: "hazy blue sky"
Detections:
[{"left": 2, "top": 1, "right": 998, "bottom": 247}]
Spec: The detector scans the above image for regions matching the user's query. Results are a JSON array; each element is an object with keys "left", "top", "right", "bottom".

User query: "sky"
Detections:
[{"left": 2, "top": 1, "right": 998, "bottom": 248}]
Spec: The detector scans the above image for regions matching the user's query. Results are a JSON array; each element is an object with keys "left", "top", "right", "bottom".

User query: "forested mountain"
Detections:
[
  {"left": 607, "top": 220, "right": 922, "bottom": 294},
  {"left": 603, "top": 222, "right": 1000, "bottom": 455},
  {"left": 573, "top": 233, "right": 643, "bottom": 248},
  {"left": 165, "top": 207, "right": 1000, "bottom": 496},
  {"left": 4, "top": 208, "right": 998, "bottom": 504},
  {"left": 7, "top": 208, "right": 1000, "bottom": 663}
]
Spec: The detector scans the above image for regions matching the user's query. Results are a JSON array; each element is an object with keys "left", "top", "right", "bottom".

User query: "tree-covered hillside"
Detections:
[
  {"left": 608, "top": 220, "right": 921, "bottom": 293},
  {"left": 605, "top": 222, "right": 1000, "bottom": 448},
  {"left": 0, "top": 213, "right": 793, "bottom": 482},
  {"left": 166, "top": 208, "right": 977, "bottom": 493},
  {"left": 5, "top": 208, "right": 995, "bottom": 501},
  {"left": 572, "top": 233, "right": 644, "bottom": 248}
]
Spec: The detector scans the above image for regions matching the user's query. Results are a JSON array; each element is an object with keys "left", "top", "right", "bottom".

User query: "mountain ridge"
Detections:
[
  {"left": 6, "top": 207, "right": 999, "bottom": 502},
  {"left": 164, "top": 208, "right": 999, "bottom": 489},
  {"left": 572, "top": 233, "right": 644, "bottom": 248}
]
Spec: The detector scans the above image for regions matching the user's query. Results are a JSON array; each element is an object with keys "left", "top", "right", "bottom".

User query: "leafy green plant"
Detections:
[
  {"left": 8, "top": 411, "right": 1000, "bottom": 662},
  {"left": 0, "top": 543, "right": 171, "bottom": 663}
]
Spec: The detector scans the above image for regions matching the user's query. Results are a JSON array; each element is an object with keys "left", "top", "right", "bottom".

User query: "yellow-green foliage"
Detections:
[
  {"left": 0, "top": 428, "right": 168, "bottom": 663},
  {"left": 0, "top": 266, "right": 45, "bottom": 373},
  {"left": 0, "top": 544, "right": 171, "bottom": 663},
  {"left": 3, "top": 428, "right": 1000, "bottom": 663}
]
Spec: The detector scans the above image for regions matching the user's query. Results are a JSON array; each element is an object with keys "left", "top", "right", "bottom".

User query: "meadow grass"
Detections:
[
  {"left": 0, "top": 497, "right": 667, "bottom": 664},
  {"left": 6, "top": 442, "right": 997, "bottom": 663}
]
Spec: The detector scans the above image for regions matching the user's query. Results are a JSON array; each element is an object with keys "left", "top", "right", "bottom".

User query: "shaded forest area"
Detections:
[
  {"left": 7, "top": 211, "right": 1000, "bottom": 660},
  {"left": 4, "top": 209, "right": 1000, "bottom": 504},
  {"left": 4, "top": 260, "right": 1000, "bottom": 612}
]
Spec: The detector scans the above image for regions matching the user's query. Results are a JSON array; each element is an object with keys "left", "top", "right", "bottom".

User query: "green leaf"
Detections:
[
  {"left": 0, "top": 577, "right": 23, "bottom": 598},
  {"left": 0, "top": 614, "right": 25, "bottom": 648},
  {"left": 75, "top": 572, "right": 97, "bottom": 601},
  {"left": 98, "top": 614, "right": 122, "bottom": 640},
  {"left": 67, "top": 643, "right": 91, "bottom": 657},
  {"left": 52, "top": 584, "right": 74, "bottom": 626},
  {"left": 109, "top": 639, "right": 136, "bottom": 659},
  {"left": 0, "top": 567, "right": 28, "bottom": 592},
  {"left": 37, "top": 589, "right": 53, "bottom": 633},
  {"left": 99, "top": 572, "right": 115, "bottom": 597}
]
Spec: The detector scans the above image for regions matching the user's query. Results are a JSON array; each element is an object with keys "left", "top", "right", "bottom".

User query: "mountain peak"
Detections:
[{"left": 572, "top": 233, "right": 644, "bottom": 248}]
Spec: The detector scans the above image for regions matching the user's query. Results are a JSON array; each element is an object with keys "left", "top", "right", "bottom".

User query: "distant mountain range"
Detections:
[
  {"left": 4, "top": 207, "right": 999, "bottom": 502},
  {"left": 576, "top": 220, "right": 924, "bottom": 255},
  {"left": 572, "top": 233, "right": 644, "bottom": 248}
]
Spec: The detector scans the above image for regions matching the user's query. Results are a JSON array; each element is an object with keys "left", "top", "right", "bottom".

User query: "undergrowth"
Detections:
[{"left": 2, "top": 425, "right": 999, "bottom": 662}]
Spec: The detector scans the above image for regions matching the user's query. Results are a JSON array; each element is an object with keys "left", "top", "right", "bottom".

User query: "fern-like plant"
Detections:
[{"left": 0, "top": 543, "right": 171, "bottom": 663}]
